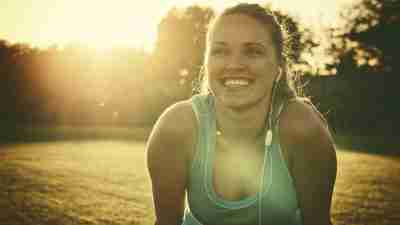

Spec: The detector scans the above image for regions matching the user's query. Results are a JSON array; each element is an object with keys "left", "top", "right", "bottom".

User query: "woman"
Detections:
[{"left": 146, "top": 3, "right": 337, "bottom": 225}]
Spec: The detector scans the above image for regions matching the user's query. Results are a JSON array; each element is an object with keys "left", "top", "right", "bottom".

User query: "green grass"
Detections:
[
  {"left": 0, "top": 125, "right": 152, "bottom": 144},
  {"left": 332, "top": 149, "right": 400, "bottom": 225},
  {"left": 0, "top": 141, "right": 154, "bottom": 225},
  {"left": 0, "top": 141, "right": 399, "bottom": 225}
]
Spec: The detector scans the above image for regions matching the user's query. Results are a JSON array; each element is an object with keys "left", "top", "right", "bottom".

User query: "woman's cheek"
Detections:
[{"left": 206, "top": 62, "right": 223, "bottom": 82}]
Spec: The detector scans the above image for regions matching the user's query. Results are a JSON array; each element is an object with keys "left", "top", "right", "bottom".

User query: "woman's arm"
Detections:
[
  {"left": 280, "top": 99, "right": 337, "bottom": 225},
  {"left": 146, "top": 101, "right": 197, "bottom": 225}
]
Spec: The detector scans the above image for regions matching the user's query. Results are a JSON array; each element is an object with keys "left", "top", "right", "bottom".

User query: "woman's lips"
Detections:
[{"left": 220, "top": 76, "right": 254, "bottom": 88}]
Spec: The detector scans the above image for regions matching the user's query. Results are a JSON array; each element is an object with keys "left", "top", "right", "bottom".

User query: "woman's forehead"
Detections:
[{"left": 208, "top": 14, "right": 274, "bottom": 45}]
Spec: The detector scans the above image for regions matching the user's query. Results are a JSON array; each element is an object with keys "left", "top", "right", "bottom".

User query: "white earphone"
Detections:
[{"left": 258, "top": 67, "right": 282, "bottom": 225}]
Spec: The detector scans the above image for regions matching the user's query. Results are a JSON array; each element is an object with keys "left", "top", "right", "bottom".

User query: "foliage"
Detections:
[
  {"left": 302, "top": 0, "right": 400, "bottom": 136},
  {"left": 326, "top": 0, "right": 400, "bottom": 75},
  {"left": 272, "top": 9, "right": 317, "bottom": 74},
  {"left": 151, "top": 5, "right": 214, "bottom": 93}
]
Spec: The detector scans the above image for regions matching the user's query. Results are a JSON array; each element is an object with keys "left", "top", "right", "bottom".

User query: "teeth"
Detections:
[{"left": 224, "top": 79, "right": 250, "bottom": 87}]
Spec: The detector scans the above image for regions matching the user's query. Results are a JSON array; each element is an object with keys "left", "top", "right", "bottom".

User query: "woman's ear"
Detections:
[{"left": 276, "top": 67, "right": 283, "bottom": 83}]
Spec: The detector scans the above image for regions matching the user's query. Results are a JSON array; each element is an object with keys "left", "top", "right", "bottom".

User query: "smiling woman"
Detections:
[{"left": 147, "top": 3, "right": 337, "bottom": 225}]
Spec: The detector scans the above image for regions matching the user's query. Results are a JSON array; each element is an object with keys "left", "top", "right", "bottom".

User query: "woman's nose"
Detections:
[{"left": 226, "top": 52, "right": 247, "bottom": 70}]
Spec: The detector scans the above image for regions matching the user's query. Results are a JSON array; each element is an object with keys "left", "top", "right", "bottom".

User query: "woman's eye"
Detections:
[
  {"left": 210, "top": 48, "right": 228, "bottom": 56},
  {"left": 245, "top": 48, "right": 264, "bottom": 57}
]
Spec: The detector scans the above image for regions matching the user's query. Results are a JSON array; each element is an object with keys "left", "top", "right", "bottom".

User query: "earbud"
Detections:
[
  {"left": 265, "top": 129, "right": 273, "bottom": 147},
  {"left": 275, "top": 67, "right": 282, "bottom": 83}
]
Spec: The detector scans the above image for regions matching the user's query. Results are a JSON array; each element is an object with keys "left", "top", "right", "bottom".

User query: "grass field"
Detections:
[{"left": 0, "top": 140, "right": 399, "bottom": 225}]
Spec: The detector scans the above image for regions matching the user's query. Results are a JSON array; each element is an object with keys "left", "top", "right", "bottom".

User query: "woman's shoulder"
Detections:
[
  {"left": 279, "top": 97, "right": 329, "bottom": 142},
  {"left": 278, "top": 97, "right": 336, "bottom": 166},
  {"left": 146, "top": 99, "right": 199, "bottom": 211},
  {"left": 149, "top": 99, "right": 197, "bottom": 143},
  {"left": 278, "top": 97, "right": 336, "bottom": 225}
]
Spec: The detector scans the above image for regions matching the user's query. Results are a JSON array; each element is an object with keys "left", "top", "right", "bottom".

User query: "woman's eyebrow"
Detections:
[
  {"left": 210, "top": 41, "right": 268, "bottom": 49},
  {"left": 211, "top": 41, "right": 267, "bottom": 47},
  {"left": 244, "top": 42, "right": 267, "bottom": 49},
  {"left": 211, "top": 41, "right": 227, "bottom": 46}
]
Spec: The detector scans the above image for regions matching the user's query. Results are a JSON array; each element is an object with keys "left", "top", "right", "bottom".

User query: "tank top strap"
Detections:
[
  {"left": 191, "top": 94, "right": 213, "bottom": 119},
  {"left": 190, "top": 93, "right": 214, "bottom": 172}
]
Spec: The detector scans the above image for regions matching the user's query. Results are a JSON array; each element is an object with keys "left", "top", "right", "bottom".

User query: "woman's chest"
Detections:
[{"left": 212, "top": 139, "right": 266, "bottom": 201}]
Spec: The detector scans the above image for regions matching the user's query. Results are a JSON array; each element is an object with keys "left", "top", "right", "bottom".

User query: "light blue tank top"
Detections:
[{"left": 182, "top": 94, "right": 303, "bottom": 225}]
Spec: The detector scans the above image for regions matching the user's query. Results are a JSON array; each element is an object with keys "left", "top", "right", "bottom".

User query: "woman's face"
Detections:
[{"left": 205, "top": 14, "right": 280, "bottom": 109}]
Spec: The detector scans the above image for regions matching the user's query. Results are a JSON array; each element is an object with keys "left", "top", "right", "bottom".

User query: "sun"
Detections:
[{"left": 37, "top": 0, "right": 161, "bottom": 51}]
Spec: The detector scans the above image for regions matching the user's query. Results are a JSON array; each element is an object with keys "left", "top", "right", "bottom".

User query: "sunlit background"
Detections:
[
  {"left": 0, "top": 0, "right": 399, "bottom": 139},
  {"left": 0, "top": 0, "right": 357, "bottom": 51}
]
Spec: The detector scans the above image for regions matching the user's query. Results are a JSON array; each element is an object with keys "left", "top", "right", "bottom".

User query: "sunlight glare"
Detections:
[
  {"left": 37, "top": 0, "right": 160, "bottom": 51},
  {"left": 1, "top": 0, "right": 358, "bottom": 52}
]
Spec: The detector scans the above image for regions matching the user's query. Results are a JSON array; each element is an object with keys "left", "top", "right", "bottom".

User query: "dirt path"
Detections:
[{"left": 0, "top": 141, "right": 399, "bottom": 225}]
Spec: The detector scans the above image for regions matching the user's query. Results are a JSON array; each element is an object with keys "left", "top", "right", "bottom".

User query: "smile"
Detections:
[{"left": 221, "top": 77, "right": 253, "bottom": 88}]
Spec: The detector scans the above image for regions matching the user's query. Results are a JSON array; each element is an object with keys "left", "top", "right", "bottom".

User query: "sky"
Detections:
[{"left": 0, "top": 0, "right": 358, "bottom": 51}]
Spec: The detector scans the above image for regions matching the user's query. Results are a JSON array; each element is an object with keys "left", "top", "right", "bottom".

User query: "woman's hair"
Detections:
[{"left": 199, "top": 3, "right": 298, "bottom": 111}]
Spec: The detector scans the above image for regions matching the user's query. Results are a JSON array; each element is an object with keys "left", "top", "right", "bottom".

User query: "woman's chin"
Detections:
[{"left": 217, "top": 96, "right": 256, "bottom": 110}]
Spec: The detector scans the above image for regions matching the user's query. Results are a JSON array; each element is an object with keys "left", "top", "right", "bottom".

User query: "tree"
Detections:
[
  {"left": 318, "top": 0, "right": 400, "bottom": 135},
  {"left": 327, "top": 0, "right": 400, "bottom": 75},
  {"left": 152, "top": 5, "right": 214, "bottom": 82}
]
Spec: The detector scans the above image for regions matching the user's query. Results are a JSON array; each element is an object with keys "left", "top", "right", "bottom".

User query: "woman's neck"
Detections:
[{"left": 214, "top": 97, "right": 271, "bottom": 142}]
